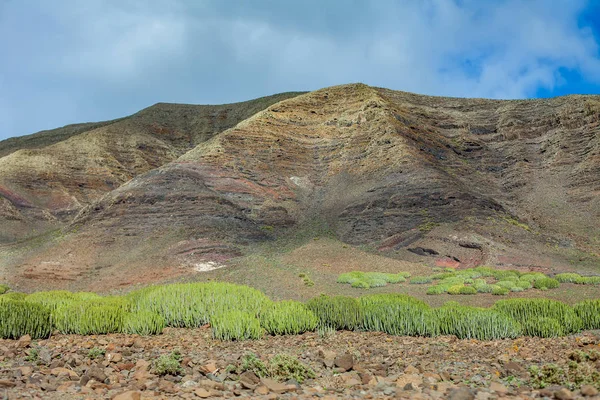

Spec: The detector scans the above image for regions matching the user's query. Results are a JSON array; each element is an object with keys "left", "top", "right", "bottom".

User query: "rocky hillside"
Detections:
[
  {"left": 0, "top": 92, "right": 303, "bottom": 244},
  {"left": 0, "top": 84, "right": 598, "bottom": 291}
]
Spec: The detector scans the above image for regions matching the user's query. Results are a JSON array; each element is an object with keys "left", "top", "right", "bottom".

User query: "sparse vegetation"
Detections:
[
  {"left": 337, "top": 271, "right": 409, "bottom": 289},
  {"left": 236, "top": 352, "right": 315, "bottom": 383},
  {"left": 268, "top": 353, "right": 315, "bottom": 383},
  {"left": 88, "top": 347, "right": 106, "bottom": 360},
  {"left": 153, "top": 351, "right": 184, "bottom": 376}
]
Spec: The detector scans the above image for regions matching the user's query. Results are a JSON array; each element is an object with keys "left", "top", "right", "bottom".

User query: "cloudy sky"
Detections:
[{"left": 1, "top": 0, "right": 600, "bottom": 141}]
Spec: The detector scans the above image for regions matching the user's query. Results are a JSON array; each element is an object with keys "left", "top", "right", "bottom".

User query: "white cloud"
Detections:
[
  {"left": 1, "top": 0, "right": 600, "bottom": 140},
  {"left": 36, "top": 0, "right": 187, "bottom": 81}
]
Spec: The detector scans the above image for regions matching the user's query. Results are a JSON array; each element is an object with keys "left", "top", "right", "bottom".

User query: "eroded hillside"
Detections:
[
  {"left": 0, "top": 84, "right": 598, "bottom": 291},
  {"left": 0, "top": 92, "right": 303, "bottom": 243}
]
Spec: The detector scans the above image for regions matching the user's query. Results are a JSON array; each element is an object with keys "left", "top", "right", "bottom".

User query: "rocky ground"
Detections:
[{"left": 1, "top": 328, "right": 599, "bottom": 399}]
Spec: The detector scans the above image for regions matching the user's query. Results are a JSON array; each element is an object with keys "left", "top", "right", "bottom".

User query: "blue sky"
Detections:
[{"left": 1, "top": 0, "right": 600, "bottom": 141}]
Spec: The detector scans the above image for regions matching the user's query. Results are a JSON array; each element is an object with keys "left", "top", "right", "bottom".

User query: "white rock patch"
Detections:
[{"left": 192, "top": 261, "right": 226, "bottom": 272}]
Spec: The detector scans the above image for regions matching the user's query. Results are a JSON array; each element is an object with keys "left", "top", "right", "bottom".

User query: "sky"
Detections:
[{"left": 1, "top": 0, "right": 600, "bottom": 141}]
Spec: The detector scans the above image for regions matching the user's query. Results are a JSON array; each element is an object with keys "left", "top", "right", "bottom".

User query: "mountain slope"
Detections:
[
  {"left": 0, "top": 92, "right": 304, "bottom": 243},
  {"left": 1, "top": 84, "right": 598, "bottom": 291}
]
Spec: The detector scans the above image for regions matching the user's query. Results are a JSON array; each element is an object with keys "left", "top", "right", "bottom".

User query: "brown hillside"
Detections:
[
  {"left": 0, "top": 92, "right": 304, "bottom": 244},
  {"left": 1, "top": 84, "right": 598, "bottom": 291}
]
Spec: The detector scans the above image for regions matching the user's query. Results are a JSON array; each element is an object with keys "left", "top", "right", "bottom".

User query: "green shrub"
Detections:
[
  {"left": 306, "top": 295, "right": 362, "bottom": 331},
  {"left": 129, "top": 282, "right": 270, "bottom": 327},
  {"left": 459, "top": 286, "right": 477, "bottom": 295},
  {"left": 53, "top": 302, "right": 124, "bottom": 335},
  {"left": 338, "top": 271, "right": 409, "bottom": 288},
  {"left": 260, "top": 301, "right": 318, "bottom": 335},
  {"left": 364, "top": 277, "right": 388, "bottom": 288},
  {"left": 0, "top": 292, "right": 27, "bottom": 301},
  {"left": 492, "top": 286, "right": 509, "bottom": 295},
  {"left": 435, "top": 305, "right": 522, "bottom": 340},
  {"left": 447, "top": 285, "right": 465, "bottom": 295},
  {"left": 521, "top": 317, "right": 565, "bottom": 338},
  {"left": 25, "top": 290, "right": 77, "bottom": 312},
  {"left": 574, "top": 300, "right": 600, "bottom": 330},
  {"left": 496, "top": 280, "right": 517, "bottom": 290},
  {"left": 337, "top": 271, "right": 364, "bottom": 284},
  {"left": 431, "top": 272, "right": 456, "bottom": 280},
  {"left": 455, "top": 269, "right": 482, "bottom": 279},
  {"left": 211, "top": 311, "right": 263, "bottom": 341},
  {"left": 237, "top": 352, "right": 268, "bottom": 378},
  {"left": 123, "top": 311, "right": 165, "bottom": 335},
  {"left": 554, "top": 273, "right": 582, "bottom": 283},
  {"left": 410, "top": 276, "right": 433, "bottom": 284},
  {"left": 493, "top": 299, "right": 582, "bottom": 334},
  {"left": 88, "top": 347, "right": 106, "bottom": 360},
  {"left": 515, "top": 280, "right": 533, "bottom": 290},
  {"left": 533, "top": 278, "right": 560, "bottom": 290},
  {"left": 578, "top": 276, "right": 600, "bottom": 285},
  {"left": 473, "top": 266, "right": 495, "bottom": 277},
  {"left": 0, "top": 284, "right": 9, "bottom": 295},
  {"left": 491, "top": 270, "right": 520, "bottom": 281},
  {"left": 426, "top": 285, "right": 445, "bottom": 295},
  {"left": 154, "top": 351, "right": 184, "bottom": 376},
  {"left": 268, "top": 354, "right": 315, "bottom": 383},
  {"left": 473, "top": 279, "right": 493, "bottom": 293},
  {"left": 351, "top": 280, "right": 370, "bottom": 288},
  {"left": 519, "top": 273, "right": 548, "bottom": 283},
  {"left": 360, "top": 294, "right": 437, "bottom": 337},
  {"left": 0, "top": 300, "right": 52, "bottom": 339}
]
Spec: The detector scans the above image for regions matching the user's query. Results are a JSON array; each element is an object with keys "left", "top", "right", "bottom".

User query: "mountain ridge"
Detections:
[{"left": 1, "top": 83, "right": 598, "bottom": 292}]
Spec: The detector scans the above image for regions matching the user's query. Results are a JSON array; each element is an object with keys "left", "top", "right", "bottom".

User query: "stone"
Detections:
[
  {"left": 194, "top": 387, "right": 211, "bottom": 398},
  {"left": 239, "top": 371, "right": 260, "bottom": 390},
  {"left": 448, "top": 387, "right": 475, "bottom": 400},
  {"left": 51, "top": 367, "right": 79, "bottom": 379},
  {"left": 554, "top": 388, "right": 574, "bottom": 400},
  {"left": 199, "top": 379, "right": 225, "bottom": 391},
  {"left": 39, "top": 348, "right": 53, "bottom": 365},
  {"left": 334, "top": 353, "right": 354, "bottom": 372},
  {"left": 254, "top": 385, "right": 269, "bottom": 395},
  {"left": 489, "top": 382, "right": 508, "bottom": 394},
  {"left": 182, "top": 380, "right": 198, "bottom": 388},
  {"left": 17, "top": 366, "right": 33, "bottom": 377},
  {"left": 200, "top": 363, "right": 218, "bottom": 374},
  {"left": 318, "top": 349, "right": 336, "bottom": 368},
  {"left": 581, "top": 385, "right": 599, "bottom": 397},
  {"left": 261, "top": 378, "right": 288, "bottom": 394},
  {"left": 17, "top": 334, "right": 32, "bottom": 348},
  {"left": 404, "top": 365, "right": 419, "bottom": 374},
  {"left": 112, "top": 390, "right": 142, "bottom": 400},
  {"left": 0, "top": 379, "right": 16, "bottom": 388},
  {"left": 396, "top": 374, "right": 423, "bottom": 389},
  {"left": 108, "top": 353, "right": 123, "bottom": 363},
  {"left": 81, "top": 366, "right": 107, "bottom": 386},
  {"left": 503, "top": 362, "right": 528, "bottom": 379}
]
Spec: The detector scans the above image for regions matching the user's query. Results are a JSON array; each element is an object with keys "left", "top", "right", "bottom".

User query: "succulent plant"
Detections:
[
  {"left": 260, "top": 301, "right": 318, "bottom": 335},
  {"left": 0, "top": 300, "right": 52, "bottom": 339}
]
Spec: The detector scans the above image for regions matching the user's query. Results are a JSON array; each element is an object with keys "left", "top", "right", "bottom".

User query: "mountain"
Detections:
[
  {"left": 0, "top": 92, "right": 304, "bottom": 244},
  {"left": 1, "top": 84, "right": 598, "bottom": 292}
]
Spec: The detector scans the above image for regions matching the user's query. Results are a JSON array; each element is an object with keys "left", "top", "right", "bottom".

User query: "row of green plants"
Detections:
[
  {"left": 1, "top": 282, "right": 599, "bottom": 341},
  {"left": 338, "top": 267, "right": 600, "bottom": 295},
  {"left": 337, "top": 271, "right": 411, "bottom": 288}
]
